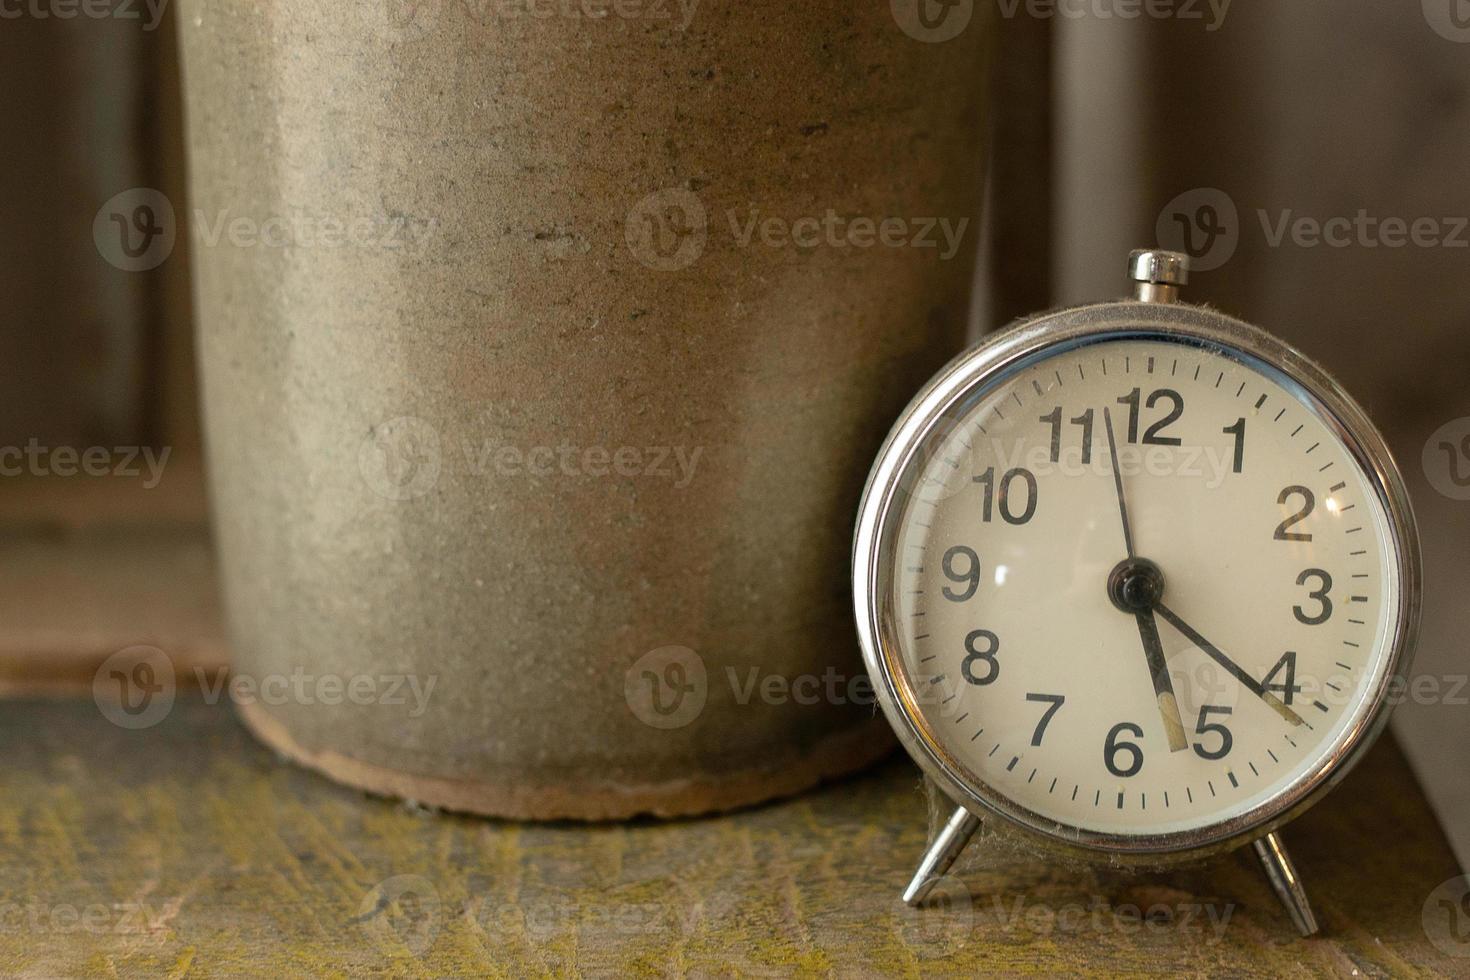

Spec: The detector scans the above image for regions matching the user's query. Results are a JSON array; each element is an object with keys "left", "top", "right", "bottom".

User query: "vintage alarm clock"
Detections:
[{"left": 852, "top": 249, "right": 1420, "bottom": 935}]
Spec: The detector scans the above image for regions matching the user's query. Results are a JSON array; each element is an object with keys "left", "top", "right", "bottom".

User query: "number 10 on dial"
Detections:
[{"left": 852, "top": 251, "right": 1419, "bottom": 936}]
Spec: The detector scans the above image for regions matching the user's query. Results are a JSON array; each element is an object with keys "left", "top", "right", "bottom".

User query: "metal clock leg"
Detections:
[
  {"left": 903, "top": 806, "right": 982, "bottom": 905},
  {"left": 1253, "top": 830, "right": 1320, "bottom": 936}
]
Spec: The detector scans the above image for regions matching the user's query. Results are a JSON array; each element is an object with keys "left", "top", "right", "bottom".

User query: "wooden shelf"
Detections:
[{"left": 0, "top": 696, "right": 1458, "bottom": 975}]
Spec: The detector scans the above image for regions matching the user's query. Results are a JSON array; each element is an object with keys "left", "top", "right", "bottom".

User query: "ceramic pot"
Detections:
[{"left": 179, "top": 0, "right": 992, "bottom": 818}]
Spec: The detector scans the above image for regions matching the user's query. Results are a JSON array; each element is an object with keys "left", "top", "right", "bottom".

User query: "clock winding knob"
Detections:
[{"left": 1128, "top": 248, "right": 1190, "bottom": 304}]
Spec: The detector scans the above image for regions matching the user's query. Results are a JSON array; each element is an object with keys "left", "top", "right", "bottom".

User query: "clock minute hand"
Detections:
[
  {"left": 1102, "top": 407, "right": 1135, "bottom": 558},
  {"left": 1103, "top": 407, "right": 1187, "bottom": 752},
  {"left": 1154, "top": 602, "right": 1305, "bottom": 727}
]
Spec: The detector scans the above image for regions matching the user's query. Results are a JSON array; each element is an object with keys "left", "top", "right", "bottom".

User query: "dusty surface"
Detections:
[
  {"left": 178, "top": 0, "right": 993, "bottom": 815},
  {"left": 0, "top": 695, "right": 1460, "bottom": 976}
]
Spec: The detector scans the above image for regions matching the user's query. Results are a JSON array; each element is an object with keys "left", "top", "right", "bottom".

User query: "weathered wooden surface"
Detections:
[
  {"left": 0, "top": 696, "right": 1459, "bottom": 977},
  {"left": 0, "top": 461, "right": 225, "bottom": 694}
]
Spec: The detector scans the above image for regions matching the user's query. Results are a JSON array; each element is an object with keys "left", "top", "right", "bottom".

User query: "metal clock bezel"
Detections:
[{"left": 852, "top": 300, "right": 1421, "bottom": 865}]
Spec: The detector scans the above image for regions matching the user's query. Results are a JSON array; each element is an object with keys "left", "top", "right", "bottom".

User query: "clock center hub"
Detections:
[{"left": 1107, "top": 556, "right": 1166, "bottom": 614}]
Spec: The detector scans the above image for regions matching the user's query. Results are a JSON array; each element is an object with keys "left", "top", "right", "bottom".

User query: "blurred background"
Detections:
[{"left": 2, "top": 0, "right": 1466, "bottom": 856}]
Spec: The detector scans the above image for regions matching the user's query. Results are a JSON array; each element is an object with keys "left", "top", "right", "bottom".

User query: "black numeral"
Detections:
[
  {"left": 1039, "top": 407, "right": 1094, "bottom": 464},
  {"left": 1274, "top": 486, "right": 1315, "bottom": 541},
  {"left": 1294, "top": 569, "right": 1333, "bottom": 625},
  {"left": 961, "top": 630, "right": 1000, "bottom": 686},
  {"left": 940, "top": 546, "right": 981, "bottom": 602},
  {"left": 974, "top": 467, "right": 1038, "bottom": 525},
  {"left": 1104, "top": 722, "right": 1145, "bottom": 778},
  {"left": 1223, "top": 417, "right": 1246, "bottom": 473},
  {"left": 1192, "top": 706, "right": 1233, "bottom": 761},
  {"left": 1026, "top": 693, "right": 1065, "bottom": 746},
  {"left": 1040, "top": 407, "right": 1062, "bottom": 463},
  {"left": 1117, "top": 388, "right": 1184, "bottom": 446},
  {"left": 1263, "top": 651, "right": 1302, "bottom": 705}
]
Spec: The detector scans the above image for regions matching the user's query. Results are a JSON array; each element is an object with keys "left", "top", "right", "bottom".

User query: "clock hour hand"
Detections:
[
  {"left": 1134, "top": 608, "right": 1189, "bottom": 752},
  {"left": 1154, "top": 602, "right": 1305, "bottom": 727}
]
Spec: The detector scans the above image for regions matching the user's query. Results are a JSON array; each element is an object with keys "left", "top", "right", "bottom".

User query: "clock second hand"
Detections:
[
  {"left": 1154, "top": 602, "right": 1306, "bottom": 727},
  {"left": 1103, "top": 407, "right": 1188, "bottom": 752}
]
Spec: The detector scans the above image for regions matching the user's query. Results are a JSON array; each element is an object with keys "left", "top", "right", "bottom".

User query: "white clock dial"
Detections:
[{"left": 886, "top": 335, "right": 1403, "bottom": 840}]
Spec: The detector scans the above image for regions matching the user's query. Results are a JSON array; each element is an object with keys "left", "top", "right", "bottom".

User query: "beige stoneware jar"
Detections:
[{"left": 179, "top": 0, "right": 993, "bottom": 818}]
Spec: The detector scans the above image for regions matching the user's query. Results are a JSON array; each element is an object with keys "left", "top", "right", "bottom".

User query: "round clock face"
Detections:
[{"left": 863, "top": 323, "right": 1413, "bottom": 849}]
